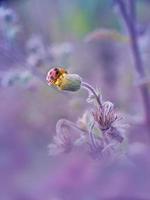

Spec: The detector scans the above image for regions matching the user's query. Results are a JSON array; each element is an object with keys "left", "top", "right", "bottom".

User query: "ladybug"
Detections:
[{"left": 46, "top": 67, "right": 68, "bottom": 86}]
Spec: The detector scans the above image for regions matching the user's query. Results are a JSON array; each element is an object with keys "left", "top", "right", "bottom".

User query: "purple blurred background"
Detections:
[{"left": 1, "top": 0, "right": 150, "bottom": 199}]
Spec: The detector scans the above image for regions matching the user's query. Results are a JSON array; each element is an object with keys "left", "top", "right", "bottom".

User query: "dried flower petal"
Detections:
[
  {"left": 48, "top": 119, "right": 86, "bottom": 155},
  {"left": 93, "top": 101, "right": 117, "bottom": 130}
]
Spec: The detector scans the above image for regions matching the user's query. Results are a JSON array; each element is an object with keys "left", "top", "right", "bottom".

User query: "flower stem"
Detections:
[
  {"left": 116, "top": 0, "right": 150, "bottom": 127},
  {"left": 81, "top": 82, "right": 103, "bottom": 108},
  {"left": 89, "top": 122, "right": 98, "bottom": 150}
]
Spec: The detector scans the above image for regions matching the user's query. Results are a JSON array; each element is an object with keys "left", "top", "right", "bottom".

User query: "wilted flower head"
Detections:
[
  {"left": 47, "top": 70, "right": 128, "bottom": 159},
  {"left": 93, "top": 101, "right": 125, "bottom": 143},
  {"left": 46, "top": 67, "right": 82, "bottom": 91},
  {"left": 93, "top": 101, "right": 117, "bottom": 130}
]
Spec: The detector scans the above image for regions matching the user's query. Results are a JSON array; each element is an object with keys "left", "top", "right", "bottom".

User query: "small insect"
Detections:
[
  {"left": 46, "top": 67, "right": 81, "bottom": 91},
  {"left": 46, "top": 67, "right": 68, "bottom": 86}
]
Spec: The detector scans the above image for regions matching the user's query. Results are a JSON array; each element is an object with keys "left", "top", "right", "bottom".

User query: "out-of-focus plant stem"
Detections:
[{"left": 116, "top": 0, "right": 150, "bottom": 128}]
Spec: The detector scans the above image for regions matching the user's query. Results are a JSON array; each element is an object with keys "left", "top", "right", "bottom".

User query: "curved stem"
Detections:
[
  {"left": 81, "top": 82, "right": 103, "bottom": 108},
  {"left": 56, "top": 118, "right": 87, "bottom": 137}
]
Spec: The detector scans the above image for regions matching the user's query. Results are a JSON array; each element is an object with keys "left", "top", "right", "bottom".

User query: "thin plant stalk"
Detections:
[
  {"left": 116, "top": 0, "right": 150, "bottom": 127},
  {"left": 82, "top": 82, "right": 103, "bottom": 108}
]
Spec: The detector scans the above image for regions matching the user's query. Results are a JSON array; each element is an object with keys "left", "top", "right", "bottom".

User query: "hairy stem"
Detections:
[{"left": 81, "top": 82, "right": 103, "bottom": 108}]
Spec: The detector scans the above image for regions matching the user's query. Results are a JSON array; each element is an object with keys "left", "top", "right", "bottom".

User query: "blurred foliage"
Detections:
[
  {"left": 58, "top": 0, "right": 119, "bottom": 38},
  {"left": 5, "top": 0, "right": 120, "bottom": 40}
]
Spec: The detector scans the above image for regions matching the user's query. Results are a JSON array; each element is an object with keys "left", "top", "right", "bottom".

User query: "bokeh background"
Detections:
[{"left": 1, "top": 0, "right": 150, "bottom": 199}]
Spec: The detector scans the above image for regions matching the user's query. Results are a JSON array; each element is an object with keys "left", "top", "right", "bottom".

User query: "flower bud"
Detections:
[
  {"left": 58, "top": 73, "right": 81, "bottom": 91},
  {"left": 46, "top": 68, "right": 82, "bottom": 92}
]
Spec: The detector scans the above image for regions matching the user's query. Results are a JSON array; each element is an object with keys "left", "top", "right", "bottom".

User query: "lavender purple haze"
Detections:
[{"left": 0, "top": 0, "right": 150, "bottom": 200}]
